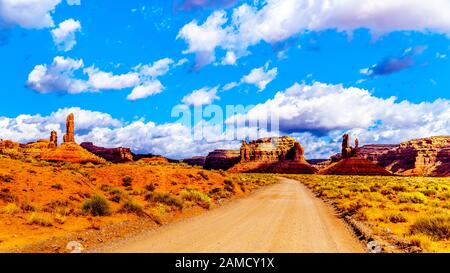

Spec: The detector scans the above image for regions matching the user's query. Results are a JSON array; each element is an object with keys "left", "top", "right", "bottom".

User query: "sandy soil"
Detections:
[{"left": 96, "top": 178, "right": 364, "bottom": 253}]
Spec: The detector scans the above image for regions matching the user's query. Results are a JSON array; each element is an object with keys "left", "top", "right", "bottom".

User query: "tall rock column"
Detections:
[{"left": 63, "top": 113, "right": 75, "bottom": 143}]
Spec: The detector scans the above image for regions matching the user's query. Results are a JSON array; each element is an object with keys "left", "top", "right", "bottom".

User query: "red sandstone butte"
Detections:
[{"left": 228, "top": 136, "right": 317, "bottom": 174}]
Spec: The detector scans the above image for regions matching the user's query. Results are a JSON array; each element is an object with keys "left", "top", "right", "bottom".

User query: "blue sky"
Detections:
[{"left": 1, "top": 0, "right": 450, "bottom": 159}]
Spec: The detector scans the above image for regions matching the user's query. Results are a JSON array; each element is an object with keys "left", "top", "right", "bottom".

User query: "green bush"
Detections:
[
  {"left": 122, "top": 176, "right": 133, "bottom": 187},
  {"left": 399, "top": 192, "right": 427, "bottom": 204},
  {"left": 119, "top": 200, "right": 145, "bottom": 216},
  {"left": 410, "top": 216, "right": 450, "bottom": 240},
  {"left": 144, "top": 183, "right": 156, "bottom": 192},
  {"left": 2, "top": 203, "right": 20, "bottom": 214},
  {"left": 180, "top": 189, "right": 211, "bottom": 209},
  {"left": 27, "top": 213, "right": 53, "bottom": 226},
  {"left": 145, "top": 192, "right": 182, "bottom": 209},
  {"left": 82, "top": 195, "right": 111, "bottom": 216},
  {"left": 388, "top": 213, "right": 407, "bottom": 223}
]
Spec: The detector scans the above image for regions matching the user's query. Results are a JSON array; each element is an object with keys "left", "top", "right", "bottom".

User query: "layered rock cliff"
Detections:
[
  {"left": 80, "top": 142, "right": 134, "bottom": 163},
  {"left": 229, "top": 137, "right": 317, "bottom": 174},
  {"left": 376, "top": 136, "right": 450, "bottom": 176}
]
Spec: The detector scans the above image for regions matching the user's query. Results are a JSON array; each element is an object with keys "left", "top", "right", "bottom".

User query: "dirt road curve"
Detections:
[{"left": 100, "top": 178, "right": 364, "bottom": 253}]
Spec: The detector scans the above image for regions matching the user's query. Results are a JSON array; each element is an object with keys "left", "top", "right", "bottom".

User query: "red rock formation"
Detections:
[
  {"left": 138, "top": 157, "right": 169, "bottom": 164},
  {"left": 229, "top": 136, "right": 317, "bottom": 174},
  {"left": 80, "top": 142, "right": 134, "bottom": 163},
  {"left": 183, "top": 156, "right": 206, "bottom": 167},
  {"left": 63, "top": 113, "right": 75, "bottom": 143},
  {"left": 204, "top": 150, "right": 241, "bottom": 170},
  {"left": 341, "top": 134, "right": 357, "bottom": 159},
  {"left": 40, "top": 143, "right": 106, "bottom": 164},
  {"left": 319, "top": 157, "right": 393, "bottom": 176},
  {"left": 376, "top": 136, "right": 450, "bottom": 176},
  {"left": 48, "top": 131, "right": 57, "bottom": 149}
]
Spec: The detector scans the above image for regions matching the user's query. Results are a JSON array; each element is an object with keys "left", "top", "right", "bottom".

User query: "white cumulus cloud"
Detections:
[
  {"left": 51, "top": 19, "right": 82, "bottom": 51},
  {"left": 182, "top": 86, "right": 220, "bottom": 106},
  {"left": 27, "top": 56, "right": 185, "bottom": 100},
  {"left": 178, "top": 0, "right": 450, "bottom": 68},
  {"left": 0, "top": 0, "right": 61, "bottom": 29},
  {"left": 241, "top": 62, "right": 278, "bottom": 91},
  {"left": 127, "top": 80, "right": 164, "bottom": 100}
]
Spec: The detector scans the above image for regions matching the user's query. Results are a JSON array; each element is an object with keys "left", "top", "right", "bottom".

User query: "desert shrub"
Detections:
[
  {"left": 380, "top": 188, "right": 394, "bottom": 196},
  {"left": 339, "top": 200, "right": 368, "bottom": 216},
  {"left": 20, "top": 201, "right": 37, "bottom": 212},
  {"left": 437, "top": 192, "right": 450, "bottom": 201},
  {"left": 224, "top": 178, "right": 235, "bottom": 193},
  {"left": 420, "top": 189, "right": 437, "bottom": 197},
  {"left": 0, "top": 188, "right": 16, "bottom": 203},
  {"left": 410, "top": 216, "right": 450, "bottom": 240},
  {"left": 27, "top": 213, "right": 52, "bottom": 226},
  {"left": 144, "top": 183, "right": 156, "bottom": 192},
  {"left": 408, "top": 235, "right": 431, "bottom": 251},
  {"left": 100, "top": 184, "right": 112, "bottom": 192},
  {"left": 0, "top": 174, "right": 13, "bottom": 183},
  {"left": 180, "top": 189, "right": 211, "bottom": 209},
  {"left": 122, "top": 176, "right": 133, "bottom": 187},
  {"left": 119, "top": 200, "right": 145, "bottom": 216},
  {"left": 386, "top": 213, "right": 408, "bottom": 223},
  {"left": 53, "top": 213, "right": 66, "bottom": 224},
  {"left": 209, "top": 187, "right": 231, "bottom": 199},
  {"left": 43, "top": 200, "right": 70, "bottom": 213},
  {"left": 399, "top": 192, "right": 427, "bottom": 204},
  {"left": 82, "top": 195, "right": 111, "bottom": 216},
  {"left": 151, "top": 203, "right": 168, "bottom": 218},
  {"left": 198, "top": 171, "right": 209, "bottom": 180},
  {"left": 391, "top": 185, "right": 407, "bottom": 192},
  {"left": 51, "top": 183, "right": 63, "bottom": 190},
  {"left": 2, "top": 203, "right": 20, "bottom": 214},
  {"left": 109, "top": 188, "right": 126, "bottom": 203},
  {"left": 145, "top": 192, "right": 182, "bottom": 209}
]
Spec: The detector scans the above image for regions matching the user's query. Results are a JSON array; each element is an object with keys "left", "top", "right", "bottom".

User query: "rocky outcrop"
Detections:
[
  {"left": 239, "top": 137, "right": 306, "bottom": 162},
  {"left": 341, "top": 134, "right": 358, "bottom": 159},
  {"left": 229, "top": 137, "right": 317, "bottom": 174},
  {"left": 80, "top": 142, "right": 134, "bottom": 163},
  {"left": 48, "top": 131, "right": 57, "bottom": 149},
  {"left": 183, "top": 156, "right": 206, "bottom": 167},
  {"left": 138, "top": 157, "right": 169, "bottom": 164},
  {"left": 63, "top": 113, "right": 75, "bottom": 143},
  {"left": 322, "top": 134, "right": 392, "bottom": 176},
  {"left": 307, "top": 159, "right": 331, "bottom": 170},
  {"left": 40, "top": 143, "right": 106, "bottom": 164},
  {"left": 204, "top": 150, "right": 241, "bottom": 170},
  {"left": 133, "top": 153, "right": 178, "bottom": 163},
  {"left": 319, "top": 158, "right": 393, "bottom": 176},
  {"left": 375, "top": 136, "right": 450, "bottom": 176}
]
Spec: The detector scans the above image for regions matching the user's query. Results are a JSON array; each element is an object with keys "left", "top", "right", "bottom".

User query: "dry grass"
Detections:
[
  {"left": 0, "top": 154, "right": 279, "bottom": 251},
  {"left": 287, "top": 174, "right": 450, "bottom": 253}
]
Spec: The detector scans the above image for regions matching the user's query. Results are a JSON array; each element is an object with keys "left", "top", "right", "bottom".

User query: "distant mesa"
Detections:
[
  {"left": 228, "top": 137, "right": 317, "bottom": 174},
  {"left": 183, "top": 156, "right": 206, "bottom": 167},
  {"left": 80, "top": 142, "right": 134, "bottom": 163},
  {"left": 365, "top": 136, "right": 450, "bottom": 176},
  {"left": 320, "top": 134, "right": 393, "bottom": 176},
  {"left": 204, "top": 150, "right": 240, "bottom": 170}
]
